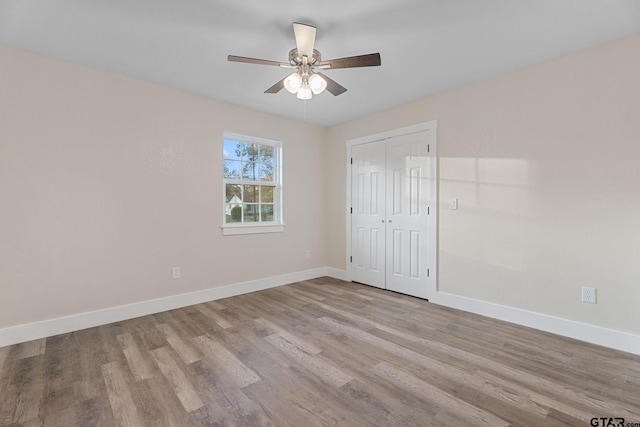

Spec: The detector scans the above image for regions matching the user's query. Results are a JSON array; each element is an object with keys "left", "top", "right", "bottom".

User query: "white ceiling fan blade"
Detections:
[{"left": 293, "top": 22, "right": 316, "bottom": 59}]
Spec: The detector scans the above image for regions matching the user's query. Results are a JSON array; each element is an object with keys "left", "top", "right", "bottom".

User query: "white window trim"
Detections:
[
  {"left": 221, "top": 133, "right": 283, "bottom": 235},
  {"left": 222, "top": 223, "right": 285, "bottom": 236}
]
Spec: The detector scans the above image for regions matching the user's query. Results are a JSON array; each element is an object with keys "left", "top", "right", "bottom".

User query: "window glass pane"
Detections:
[
  {"left": 245, "top": 143, "right": 259, "bottom": 161},
  {"left": 260, "top": 186, "right": 274, "bottom": 203},
  {"left": 260, "top": 146, "right": 275, "bottom": 177},
  {"left": 243, "top": 204, "right": 259, "bottom": 222},
  {"left": 223, "top": 139, "right": 242, "bottom": 160},
  {"left": 260, "top": 145, "right": 274, "bottom": 162},
  {"left": 225, "top": 184, "right": 242, "bottom": 223},
  {"left": 243, "top": 185, "right": 258, "bottom": 202},
  {"left": 226, "top": 204, "right": 242, "bottom": 223},
  {"left": 258, "top": 163, "right": 274, "bottom": 181},
  {"left": 223, "top": 160, "right": 241, "bottom": 179},
  {"left": 260, "top": 204, "right": 274, "bottom": 222},
  {"left": 225, "top": 184, "right": 242, "bottom": 199},
  {"left": 242, "top": 161, "right": 258, "bottom": 181}
]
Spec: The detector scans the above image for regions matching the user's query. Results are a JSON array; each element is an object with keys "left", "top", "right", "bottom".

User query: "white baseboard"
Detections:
[
  {"left": 430, "top": 291, "right": 640, "bottom": 356},
  {"left": 3, "top": 268, "right": 639, "bottom": 356},
  {"left": 0, "top": 267, "right": 327, "bottom": 348}
]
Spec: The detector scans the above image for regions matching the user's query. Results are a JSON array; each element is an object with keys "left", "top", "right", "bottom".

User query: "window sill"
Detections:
[{"left": 221, "top": 224, "right": 285, "bottom": 236}]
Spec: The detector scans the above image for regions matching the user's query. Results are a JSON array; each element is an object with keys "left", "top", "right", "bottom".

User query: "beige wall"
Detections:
[
  {"left": 326, "top": 33, "right": 640, "bottom": 335},
  {"left": 0, "top": 45, "right": 327, "bottom": 327},
  {"left": 2, "top": 32, "right": 639, "bottom": 338}
]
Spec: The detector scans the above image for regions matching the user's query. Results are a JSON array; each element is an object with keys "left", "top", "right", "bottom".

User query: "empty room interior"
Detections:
[{"left": 1, "top": 1, "right": 640, "bottom": 426}]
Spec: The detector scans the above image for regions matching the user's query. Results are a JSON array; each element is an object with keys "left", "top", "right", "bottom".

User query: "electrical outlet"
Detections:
[
  {"left": 581, "top": 286, "right": 596, "bottom": 304},
  {"left": 305, "top": 250, "right": 311, "bottom": 259},
  {"left": 172, "top": 266, "right": 181, "bottom": 280}
]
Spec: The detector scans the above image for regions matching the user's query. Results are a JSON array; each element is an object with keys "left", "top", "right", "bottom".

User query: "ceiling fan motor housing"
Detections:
[{"left": 289, "top": 48, "right": 321, "bottom": 66}]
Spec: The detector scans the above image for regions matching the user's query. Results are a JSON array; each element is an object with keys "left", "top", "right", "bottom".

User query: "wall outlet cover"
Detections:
[{"left": 581, "top": 286, "right": 596, "bottom": 304}]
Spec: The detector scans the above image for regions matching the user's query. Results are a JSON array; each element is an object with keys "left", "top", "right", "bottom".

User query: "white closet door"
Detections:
[
  {"left": 385, "top": 131, "right": 435, "bottom": 299},
  {"left": 350, "top": 126, "right": 436, "bottom": 299},
  {"left": 351, "top": 140, "right": 387, "bottom": 289}
]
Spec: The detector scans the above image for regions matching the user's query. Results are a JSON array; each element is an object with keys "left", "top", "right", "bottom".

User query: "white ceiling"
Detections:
[{"left": 2, "top": 1, "right": 639, "bottom": 127}]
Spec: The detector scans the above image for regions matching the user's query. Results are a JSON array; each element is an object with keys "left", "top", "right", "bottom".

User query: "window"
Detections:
[{"left": 222, "top": 133, "right": 283, "bottom": 235}]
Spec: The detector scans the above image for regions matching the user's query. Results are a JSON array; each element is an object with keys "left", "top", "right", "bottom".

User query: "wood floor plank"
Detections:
[
  {"left": 338, "top": 378, "right": 437, "bottom": 426},
  {"left": 212, "top": 297, "right": 266, "bottom": 324},
  {"left": 264, "top": 333, "right": 353, "bottom": 388},
  {"left": 40, "top": 404, "right": 77, "bottom": 426},
  {"left": 12, "top": 338, "right": 46, "bottom": 360},
  {"left": 38, "top": 334, "right": 82, "bottom": 423},
  {"left": 318, "top": 316, "right": 473, "bottom": 381},
  {"left": 544, "top": 407, "right": 589, "bottom": 426},
  {"left": 101, "top": 361, "right": 143, "bottom": 426},
  {"left": 254, "top": 317, "right": 322, "bottom": 355},
  {"left": 150, "top": 346, "right": 204, "bottom": 413},
  {"left": 280, "top": 285, "right": 327, "bottom": 302},
  {"left": 0, "top": 355, "right": 46, "bottom": 425},
  {"left": 116, "top": 332, "right": 155, "bottom": 382},
  {"left": 453, "top": 383, "right": 550, "bottom": 426},
  {"left": 71, "top": 329, "right": 119, "bottom": 425},
  {"left": 219, "top": 321, "right": 293, "bottom": 376},
  {"left": 194, "top": 335, "right": 261, "bottom": 388},
  {"left": 195, "top": 304, "right": 233, "bottom": 329},
  {"left": 205, "top": 299, "right": 227, "bottom": 311},
  {"left": 1, "top": 278, "right": 638, "bottom": 426},
  {"left": 0, "top": 346, "right": 8, "bottom": 372},
  {"left": 74, "top": 396, "right": 116, "bottom": 427},
  {"left": 373, "top": 361, "right": 511, "bottom": 427},
  {"left": 154, "top": 306, "right": 210, "bottom": 339},
  {"left": 353, "top": 286, "right": 423, "bottom": 308},
  {"left": 242, "top": 371, "right": 339, "bottom": 427},
  {"left": 189, "top": 359, "right": 276, "bottom": 426},
  {"left": 156, "top": 323, "right": 201, "bottom": 365}
]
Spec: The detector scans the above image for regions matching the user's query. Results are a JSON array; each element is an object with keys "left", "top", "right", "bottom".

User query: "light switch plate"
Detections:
[{"left": 448, "top": 198, "right": 458, "bottom": 210}]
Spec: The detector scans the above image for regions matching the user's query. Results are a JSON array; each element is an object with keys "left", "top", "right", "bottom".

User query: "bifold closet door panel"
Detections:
[
  {"left": 351, "top": 140, "right": 386, "bottom": 289},
  {"left": 385, "top": 131, "right": 434, "bottom": 299}
]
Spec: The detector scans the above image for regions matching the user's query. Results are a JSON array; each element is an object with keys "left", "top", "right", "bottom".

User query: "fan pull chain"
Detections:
[{"left": 304, "top": 99, "right": 307, "bottom": 121}]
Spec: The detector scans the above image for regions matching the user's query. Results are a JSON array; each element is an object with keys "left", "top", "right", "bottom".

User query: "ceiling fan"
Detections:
[{"left": 228, "top": 22, "right": 381, "bottom": 100}]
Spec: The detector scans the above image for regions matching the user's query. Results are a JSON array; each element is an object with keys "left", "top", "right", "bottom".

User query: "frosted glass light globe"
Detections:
[
  {"left": 296, "top": 83, "right": 312, "bottom": 100},
  {"left": 283, "top": 73, "right": 302, "bottom": 94},
  {"left": 308, "top": 74, "right": 327, "bottom": 95}
]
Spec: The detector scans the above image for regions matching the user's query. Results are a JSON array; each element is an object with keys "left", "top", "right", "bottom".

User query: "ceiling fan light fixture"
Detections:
[
  {"left": 308, "top": 73, "right": 327, "bottom": 95},
  {"left": 296, "top": 82, "right": 313, "bottom": 100},
  {"left": 283, "top": 72, "right": 302, "bottom": 94},
  {"left": 228, "top": 22, "right": 381, "bottom": 100}
]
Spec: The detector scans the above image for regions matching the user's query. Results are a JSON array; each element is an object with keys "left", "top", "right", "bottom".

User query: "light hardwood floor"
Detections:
[{"left": 1, "top": 277, "right": 639, "bottom": 426}]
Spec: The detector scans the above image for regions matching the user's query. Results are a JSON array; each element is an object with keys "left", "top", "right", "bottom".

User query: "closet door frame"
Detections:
[{"left": 345, "top": 120, "right": 438, "bottom": 300}]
